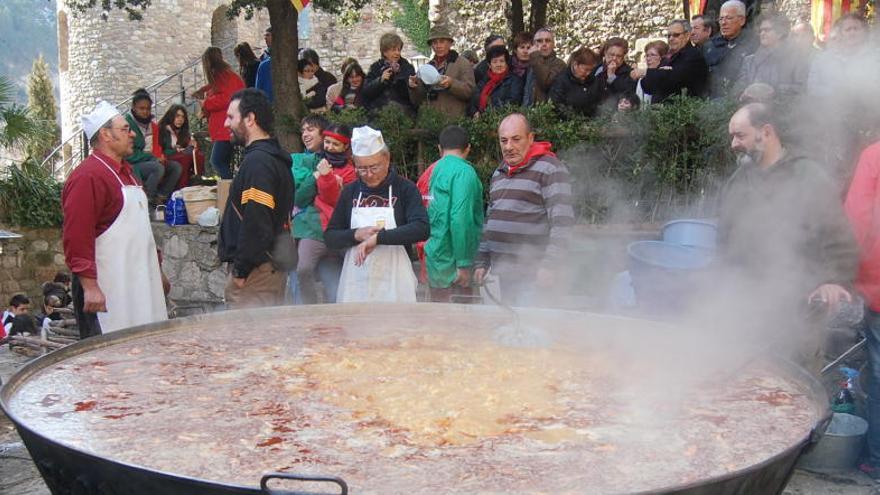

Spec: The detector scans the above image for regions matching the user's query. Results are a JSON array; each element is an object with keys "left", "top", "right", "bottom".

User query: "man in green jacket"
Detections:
[{"left": 417, "top": 125, "right": 484, "bottom": 302}]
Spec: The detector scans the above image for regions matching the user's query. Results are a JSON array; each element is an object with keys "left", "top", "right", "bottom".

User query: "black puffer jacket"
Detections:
[
  {"left": 640, "top": 43, "right": 708, "bottom": 104},
  {"left": 468, "top": 73, "right": 524, "bottom": 116},
  {"left": 361, "top": 58, "right": 416, "bottom": 116},
  {"left": 548, "top": 68, "right": 606, "bottom": 117}
]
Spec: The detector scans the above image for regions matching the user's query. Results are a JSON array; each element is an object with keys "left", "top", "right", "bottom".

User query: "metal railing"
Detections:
[{"left": 43, "top": 42, "right": 236, "bottom": 178}]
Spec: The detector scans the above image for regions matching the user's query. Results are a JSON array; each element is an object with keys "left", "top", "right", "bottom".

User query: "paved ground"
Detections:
[{"left": 0, "top": 345, "right": 878, "bottom": 494}]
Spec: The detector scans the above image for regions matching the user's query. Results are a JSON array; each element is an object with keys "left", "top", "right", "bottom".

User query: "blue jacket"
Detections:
[{"left": 255, "top": 58, "right": 273, "bottom": 102}]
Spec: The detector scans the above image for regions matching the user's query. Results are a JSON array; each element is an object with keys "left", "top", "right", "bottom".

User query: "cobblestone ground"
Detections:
[{"left": 0, "top": 345, "right": 878, "bottom": 494}]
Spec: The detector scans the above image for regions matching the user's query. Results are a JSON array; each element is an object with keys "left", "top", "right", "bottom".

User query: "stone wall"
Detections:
[
  {"left": 0, "top": 227, "right": 67, "bottom": 308},
  {"left": 57, "top": 0, "right": 270, "bottom": 144},
  {"left": 447, "top": 0, "right": 682, "bottom": 59},
  {"left": 152, "top": 223, "right": 226, "bottom": 305},
  {"left": 303, "top": 4, "right": 424, "bottom": 75}
]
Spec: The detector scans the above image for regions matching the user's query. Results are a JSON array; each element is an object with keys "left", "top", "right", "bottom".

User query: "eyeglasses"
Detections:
[
  {"left": 110, "top": 125, "right": 131, "bottom": 133},
  {"left": 355, "top": 165, "right": 383, "bottom": 175},
  {"left": 666, "top": 31, "right": 687, "bottom": 38},
  {"left": 718, "top": 15, "right": 744, "bottom": 22},
  {"left": 534, "top": 38, "right": 553, "bottom": 43}
]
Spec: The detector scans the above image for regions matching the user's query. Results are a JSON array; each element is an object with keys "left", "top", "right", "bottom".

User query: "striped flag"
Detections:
[
  {"left": 291, "top": 0, "right": 310, "bottom": 12},
  {"left": 811, "top": 0, "right": 865, "bottom": 42},
  {"left": 688, "top": 0, "right": 707, "bottom": 17}
]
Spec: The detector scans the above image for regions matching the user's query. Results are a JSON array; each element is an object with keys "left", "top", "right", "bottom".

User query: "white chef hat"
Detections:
[
  {"left": 351, "top": 126, "right": 386, "bottom": 157},
  {"left": 81, "top": 100, "right": 121, "bottom": 141}
]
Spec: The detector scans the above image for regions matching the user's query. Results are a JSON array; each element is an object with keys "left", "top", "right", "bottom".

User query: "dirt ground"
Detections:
[{"left": 1, "top": 345, "right": 878, "bottom": 495}]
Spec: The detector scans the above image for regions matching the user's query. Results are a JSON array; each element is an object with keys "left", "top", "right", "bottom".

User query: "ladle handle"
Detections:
[{"left": 260, "top": 473, "right": 348, "bottom": 495}]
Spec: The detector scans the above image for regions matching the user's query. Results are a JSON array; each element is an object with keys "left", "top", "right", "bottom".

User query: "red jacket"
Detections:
[
  {"left": 845, "top": 141, "right": 880, "bottom": 311},
  {"left": 315, "top": 163, "right": 358, "bottom": 230},
  {"left": 203, "top": 70, "right": 245, "bottom": 142}
]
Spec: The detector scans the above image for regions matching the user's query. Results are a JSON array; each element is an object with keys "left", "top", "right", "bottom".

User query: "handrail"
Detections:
[{"left": 43, "top": 41, "right": 236, "bottom": 177}]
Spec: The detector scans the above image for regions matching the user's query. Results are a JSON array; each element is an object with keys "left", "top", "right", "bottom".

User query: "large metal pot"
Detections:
[{"left": 1, "top": 304, "right": 829, "bottom": 495}]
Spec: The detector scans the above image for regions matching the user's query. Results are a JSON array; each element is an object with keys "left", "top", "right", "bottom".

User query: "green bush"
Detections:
[
  {"left": 326, "top": 97, "right": 739, "bottom": 223},
  {"left": 0, "top": 159, "right": 63, "bottom": 227},
  {"left": 393, "top": 0, "right": 430, "bottom": 55}
]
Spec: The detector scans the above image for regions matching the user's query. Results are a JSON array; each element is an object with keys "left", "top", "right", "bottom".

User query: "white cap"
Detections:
[
  {"left": 351, "top": 126, "right": 386, "bottom": 157},
  {"left": 81, "top": 100, "right": 121, "bottom": 141}
]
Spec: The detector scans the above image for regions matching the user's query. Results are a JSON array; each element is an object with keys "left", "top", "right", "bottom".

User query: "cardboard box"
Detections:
[{"left": 217, "top": 179, "right": 232, "bottom": 220}]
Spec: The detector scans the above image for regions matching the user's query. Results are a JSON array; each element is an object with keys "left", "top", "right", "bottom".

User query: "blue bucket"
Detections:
[
  {"left": 662, "top": 219, "right": 718, "bottom": 250},
  {"left": 627, "top": 240, "right": 714, "bottom": 314}
]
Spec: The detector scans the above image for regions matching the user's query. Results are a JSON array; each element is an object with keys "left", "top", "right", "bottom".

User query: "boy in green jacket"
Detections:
[{"left": 417, "top": 125, "right": 484, "bottom": 302}]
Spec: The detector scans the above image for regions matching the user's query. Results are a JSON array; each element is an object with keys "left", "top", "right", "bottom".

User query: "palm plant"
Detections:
[{"left": 0, "top": 74, "right": 50, "bottom": 154}]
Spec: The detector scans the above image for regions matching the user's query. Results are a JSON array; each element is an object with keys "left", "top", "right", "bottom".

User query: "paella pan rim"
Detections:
[{"left": 0, "top": 303, "right": 831, "bottom": 493}]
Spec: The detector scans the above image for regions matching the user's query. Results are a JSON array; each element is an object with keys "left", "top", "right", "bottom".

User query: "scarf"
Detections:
[
  {"left": 511, "top": 56, "right": 529, "bottom": 78},
  {"left": 133, "top": 113, "right": 153, "bottom": 125},
  {"left": 320, "top": 149, "right": 349, "bottom": 168},
  {"left": 432, "top": 54, "right": 449, "bottom": 71},
  {"left": 479, "top": 69, "right": 508, "bottom": 111},
  {"left": 506, "top": 141, "right": 556, "bottom": 176}
]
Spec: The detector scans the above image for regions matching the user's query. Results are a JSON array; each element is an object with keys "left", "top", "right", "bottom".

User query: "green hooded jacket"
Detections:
[
  {"left": 424, "top": 154, "right": 484, "bottom": 288},
  {"left": 291, "top": 152, "right": 323, "bottom": 241}
]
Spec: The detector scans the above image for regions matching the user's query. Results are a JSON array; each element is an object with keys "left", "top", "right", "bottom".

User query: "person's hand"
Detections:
[
  {"left": 528, "top": 44, "right": 539, "bottom": 54},
  {"left": 408, "top": 75, "right": 420, "bottom": 89},
  {"left": 354, "top": 226, "right": 381, "bottom": 242},
  {"left": 158, "top": 155, "right": 167, "bottom": 165},
  {"left": 453, "top": 268, "right": 471, "bottom": 288},
  {"left": 629, "top": 68, "right": 643, "bottom": 80},
  {"left": 474, "top": 267, "right": 487, "bottom": 286},
  {"left": 80, "top": 277, "right": 107, "bottom": 313},
  {"left": 606, "top": 60, "right": 619, "bottom": 76},
  {"left": 536, "top": 268, "right": 554, "bottom": 288},
  {"left": 382, "top": 67, "right": 393, "bottom": 82},
  {"left": 233, "top": 277, "right": 246, "bottom": 289},
  {"left": 192, "top": 89, "right": 205, "bottom": 100},
  {"left": 437, "top": 75, "right": 452, "bottom": 89},
  {"left": 316, "top": 159, "right": 332, "bottom": 176},
  {"left": 354, "top": 234, "right": 378, "bottom": 266},
  {"left": 473, "top": 111, "right": 481, "bottom": 119},
  {"left": 809, "top": 284, "right": 852, "bottom": 311}
]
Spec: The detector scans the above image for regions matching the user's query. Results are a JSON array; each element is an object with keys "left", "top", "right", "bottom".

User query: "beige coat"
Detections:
[{"left": 409, "top": 51, "right": 475, "bottom": 118}]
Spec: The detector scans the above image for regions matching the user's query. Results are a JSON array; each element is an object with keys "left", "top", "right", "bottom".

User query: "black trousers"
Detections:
[{"left": 72, "top": 274, "right": 102, "bottom": 339}]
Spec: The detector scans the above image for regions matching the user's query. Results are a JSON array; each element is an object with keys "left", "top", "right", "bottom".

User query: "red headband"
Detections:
[{"left": 322, "top": 131, "right": 351, "bottom": 145}]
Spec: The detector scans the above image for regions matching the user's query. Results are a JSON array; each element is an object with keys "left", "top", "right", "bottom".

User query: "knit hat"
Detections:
[
  {"left": 351, "top": 126, "right": 386, "bottom": 157},
  {"left": 81, "top": 101, "right": 121, "bottom": 140},
  {"left": 427, "top": 25, "right": 455, "bottom": 43}
]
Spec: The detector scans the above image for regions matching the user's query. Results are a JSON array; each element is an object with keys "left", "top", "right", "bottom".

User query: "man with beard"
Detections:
[
  {"left": 218, "top": 88, "right": 294, "bottom": 308},
  {"left": 717, "top": 103, "right": 857, "bottom": 367}
]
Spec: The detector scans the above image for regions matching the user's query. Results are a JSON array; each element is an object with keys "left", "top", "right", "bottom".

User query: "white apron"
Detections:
[
  {"left": 93, "top": 156, "right": 168, "bottom": 333},
  {"left": 337, "top": 186, "right": 418, "bottom": 303}
]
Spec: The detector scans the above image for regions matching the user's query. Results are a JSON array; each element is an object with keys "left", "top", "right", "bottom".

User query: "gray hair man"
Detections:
[{"left": 704, "top": 0, "right": 758, "bottom": 97}]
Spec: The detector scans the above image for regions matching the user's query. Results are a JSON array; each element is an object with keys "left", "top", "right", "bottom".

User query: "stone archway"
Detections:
[{"left": 211, "top": 5, "right": 238, "bottom": 65}]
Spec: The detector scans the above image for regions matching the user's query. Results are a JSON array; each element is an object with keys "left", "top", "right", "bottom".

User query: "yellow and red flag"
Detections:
[
  {"left": 291, "top": 0, "right": 310, "bottom": 12},
  {"left": 811, "top": 0, "right": 865, "bottom": 42},
  {"left": 688, "top": 0, "right": 708, "bottom": 17}
]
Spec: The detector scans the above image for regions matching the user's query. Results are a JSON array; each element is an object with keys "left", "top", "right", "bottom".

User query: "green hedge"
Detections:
[
  {"left": 0, "top": 159, "right": 63, "bottom": 227},
  {"left": 327, "top": 96, "right": 739, "bottom": 223}
]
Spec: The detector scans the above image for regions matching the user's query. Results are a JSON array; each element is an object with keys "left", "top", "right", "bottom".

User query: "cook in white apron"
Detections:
[
  {"left": 337, "top": 186, "right": 418, "bottom": 302},
  {"left": 93, "top": 156, "right": 168, "bottom": 333}
]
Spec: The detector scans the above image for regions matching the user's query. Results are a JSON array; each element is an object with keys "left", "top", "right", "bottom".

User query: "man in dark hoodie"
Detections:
[
  {"left": 717, "top": 103, "right": 857, "bottom": 368},
  {"left": 325, "top": 126, "right": 429, "bottom": 302},
  {"left": 218, "top": 88, "right": 294, "bottom": 309}
]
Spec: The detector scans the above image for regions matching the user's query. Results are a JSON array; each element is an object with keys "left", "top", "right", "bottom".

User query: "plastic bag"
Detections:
[{"left": 197, "top": 206, "right": 220, "bottom": 227}]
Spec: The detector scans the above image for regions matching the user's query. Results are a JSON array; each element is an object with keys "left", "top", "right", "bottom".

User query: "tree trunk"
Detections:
[
  {"left": 509, "top": 0, "right": 525, "bottom": 35},
  {"left": 266, "top": 0, "right": 303, "bottom": 152},
  {"left": 528, "top": 0, "right": 548, "bottom": 33}
]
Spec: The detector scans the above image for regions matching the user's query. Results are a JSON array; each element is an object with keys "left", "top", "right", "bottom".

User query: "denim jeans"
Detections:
[
  {"left": 865, "top": 309, "right": 880, "bottom": 464},
  {"left": 210, "top": 140, "right": 234, "bottom": 179},
  {"left": 287, "top": 255, "right": 342, "bottom": 304}
]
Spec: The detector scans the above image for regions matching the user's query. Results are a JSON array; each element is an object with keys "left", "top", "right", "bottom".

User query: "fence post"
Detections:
[{"left": 179, "top": 73, "right": 186, "bottom": 105}]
